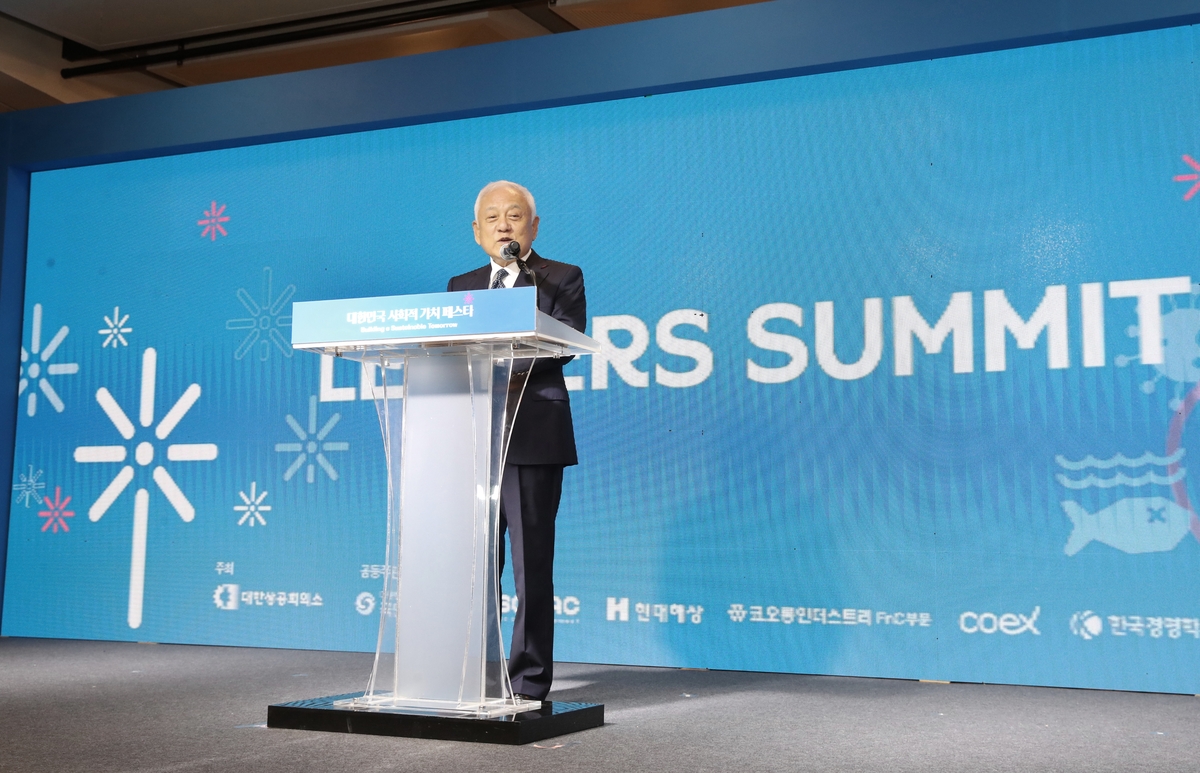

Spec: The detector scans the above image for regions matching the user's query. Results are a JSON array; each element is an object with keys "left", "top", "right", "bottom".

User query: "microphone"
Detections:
[{"left": 503, "top": 240, "right": 538, "bottom": 289}]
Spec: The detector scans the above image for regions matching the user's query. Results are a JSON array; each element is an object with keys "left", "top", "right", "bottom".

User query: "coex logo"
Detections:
[{"left": 959, "top": 607, "right": 1041, "bottom": 635}]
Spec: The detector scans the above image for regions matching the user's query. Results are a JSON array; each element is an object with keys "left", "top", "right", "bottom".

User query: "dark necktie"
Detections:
[{"left": 490, "top": 268, "right": 508, "bottom": 289}]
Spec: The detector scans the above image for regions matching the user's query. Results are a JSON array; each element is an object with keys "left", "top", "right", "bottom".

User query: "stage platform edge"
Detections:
[{"left": 267, "top": 693, "right": 604, "bottom": 745}]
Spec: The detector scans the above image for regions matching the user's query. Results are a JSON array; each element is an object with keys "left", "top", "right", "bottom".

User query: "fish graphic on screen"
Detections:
[{"left": 1060, "top": 497, "right": 1191, "bottom": 556}]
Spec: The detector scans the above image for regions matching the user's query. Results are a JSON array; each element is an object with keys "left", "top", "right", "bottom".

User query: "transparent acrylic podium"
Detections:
[{"left": 286, "top": 287, "right": 599, "bottom": 724}]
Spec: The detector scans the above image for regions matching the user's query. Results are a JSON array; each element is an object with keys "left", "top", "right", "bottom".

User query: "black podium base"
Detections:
[{"left": 267, "top": 693, "right": 604, "bottom": 745}]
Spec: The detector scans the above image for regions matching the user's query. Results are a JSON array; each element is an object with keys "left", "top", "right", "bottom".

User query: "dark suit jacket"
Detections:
[{"left": 447, "top": 251, "right": 586, "bottom": 466}]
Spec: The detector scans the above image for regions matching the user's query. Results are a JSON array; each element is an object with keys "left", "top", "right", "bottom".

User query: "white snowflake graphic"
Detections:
[
  {"left": 73, "top": 348, "right": 219, "bottom": 629},
  {"left": 234, "top": 482, "right": 271, "bottom": 527},
  {"left": 12, "top": 463, "right": 46, "bottom": 508},
  {"left": 226, "top": 267, "right": 295, "bottom": 361},
  {"left": 275, "top": 395, "right": 348, "bottom": 484},
  {"left": 98, "top": 306, "right": 132, "bottom": 348},
  {"left": 19, "top": 304, "right": 79, "bottom": 416}
]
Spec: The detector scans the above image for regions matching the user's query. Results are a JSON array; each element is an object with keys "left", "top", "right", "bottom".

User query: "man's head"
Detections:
[{"left": 473, "top": 181, "right": 539, "bottom": 265}]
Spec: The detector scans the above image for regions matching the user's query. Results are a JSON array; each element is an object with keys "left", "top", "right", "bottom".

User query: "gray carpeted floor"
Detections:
[{"left": 0, "top": 637, "right": 1196, "bottom": 773}]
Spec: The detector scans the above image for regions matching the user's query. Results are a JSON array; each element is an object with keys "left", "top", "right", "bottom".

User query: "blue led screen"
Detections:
[{"left": 7, "top": 25, "right": 1200, "bottom": 694}]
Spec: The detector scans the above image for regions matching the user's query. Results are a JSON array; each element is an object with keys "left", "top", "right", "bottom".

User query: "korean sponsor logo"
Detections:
[
  {"left": 959, "top": 607, "right": 1041, "bottom": 635},
  {"left": 726, "top": 604, "right": 929, "bottom": 627},
  {"left": 1109, "top": 614, "right": 1200, "bottom": 638},
  {"left": 354, "top": 591, "right": 396, "bottom": 617},
  {"left": 1069, "top": 610, "right": 1104, "bottom": 640},
  {"left": 213, "top": 584, "right": 239, "bottom": 610},
  {"left": 213, "top": 586, "right": 323, "bottom": 610},
  {"left": 607, "top": 597, "right": 626, "bottom": 621},
  {"left": 501, "top": 594, "right": 581, "bottom": 622},
  {"left": 1070, "top": 610, "right": 1200, "bottom": 640},
  {"left": 606, "top": 597, "right": 704, "bottom": 624}
]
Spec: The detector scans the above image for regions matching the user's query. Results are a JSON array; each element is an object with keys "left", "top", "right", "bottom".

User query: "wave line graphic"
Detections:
[
  {"left": 1056, "top": 468, "right": 1187, "bottom": 490},
  {"left": 1055, "top": 449, "right": 1185, "bottom": 471}
]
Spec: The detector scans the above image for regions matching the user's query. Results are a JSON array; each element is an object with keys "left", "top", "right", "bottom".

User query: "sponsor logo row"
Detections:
[
  {"left": 958, "top": 607, "right": 1200, "bottom": 640},
  {"left": 611, "top": 601, "right": 1200, "bottom": 641},
  {"left": 211, "top": 578, "right": 1200, "bottom": 643}
]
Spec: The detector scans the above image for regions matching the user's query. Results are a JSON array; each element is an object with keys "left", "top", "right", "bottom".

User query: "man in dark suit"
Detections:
[{"left": 446, "top": 181, "right": 586, "bottom": 702}]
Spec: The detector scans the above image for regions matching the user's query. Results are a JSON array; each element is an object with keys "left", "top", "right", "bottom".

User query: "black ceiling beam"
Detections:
[
  {"left": 61, "top": 37, "right": 104, "bottom": 62},
  {"left": 60, "top": 0, "right": 547, "bottom": 78},
  {"left": 64, "top": 0, "right": 489, "bottom": 60},
  {"left": 62, "top": 0, "right": 463, "bottom": 62},
  {"left": 515, "top": 1, "right": 579, "bottom": 33}
]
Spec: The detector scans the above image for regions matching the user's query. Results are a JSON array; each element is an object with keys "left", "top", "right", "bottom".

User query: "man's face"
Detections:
[{"left": 473, "top": 186, "right": 539, "bottom": 264}]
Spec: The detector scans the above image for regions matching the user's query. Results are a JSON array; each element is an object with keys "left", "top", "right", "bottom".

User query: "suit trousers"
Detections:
[{"left": 498, "top": 462, "right": 563, "bottom": 700}]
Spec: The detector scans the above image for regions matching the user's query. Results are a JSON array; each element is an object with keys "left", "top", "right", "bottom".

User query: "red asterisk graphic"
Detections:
[
  {"left": 1173, "top": 155, "right": 1200, "bottom": 201},
  {"left": 198, "top": 201, "right": 230, "bottom": 241},
  {"left": 38, "top": 486, "right": 75, "bottom": 533}
]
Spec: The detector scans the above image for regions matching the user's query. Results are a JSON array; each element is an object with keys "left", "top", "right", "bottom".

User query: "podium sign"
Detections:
[
  {"left": 292, "top": 286, "right": 587, "bottom": 353},
  {"left": 275, "top": 288, "right": 602, "bottom": 737},
  {"left": 293, "top": 287, "right": 535, "bottom": 348}
]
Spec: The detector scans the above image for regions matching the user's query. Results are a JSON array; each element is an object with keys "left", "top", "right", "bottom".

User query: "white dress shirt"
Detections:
[{"left": 489, "top": 250, "right": 532, "bottom": 289}]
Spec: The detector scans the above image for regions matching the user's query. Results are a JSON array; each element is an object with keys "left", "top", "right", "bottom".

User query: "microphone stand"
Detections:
[
  {"left": 503, "top": 240, "right": 539, "bottom": 296},
  {"left": 516, "top": 258, "right": 538, "bottom": 295},
  {"left": 502, "top": 242, "right": 542, "bottom": 377}
]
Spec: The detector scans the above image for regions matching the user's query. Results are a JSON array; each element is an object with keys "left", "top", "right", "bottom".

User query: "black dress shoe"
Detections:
[{"left": 514, "top": 693, "right": 542, "bottom": 702}]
